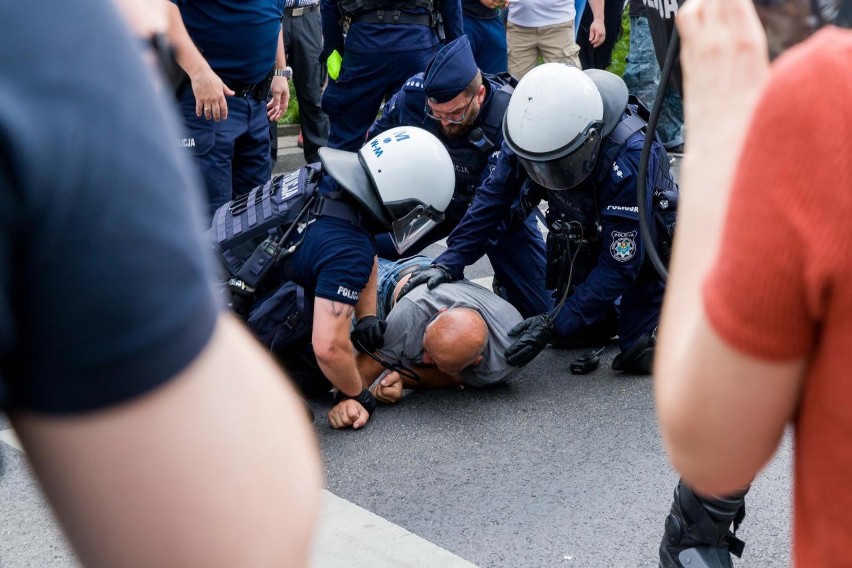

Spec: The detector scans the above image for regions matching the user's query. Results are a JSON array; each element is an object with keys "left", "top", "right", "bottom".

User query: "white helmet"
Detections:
[
  {"left": 503, "top": 63, "right": 627, "bottom": 190},
  {"left": 318, "top": 127, "right": 455, "bottom": 253}
]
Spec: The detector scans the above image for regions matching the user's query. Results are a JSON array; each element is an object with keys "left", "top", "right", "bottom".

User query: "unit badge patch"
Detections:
[{"left": 610, "top": 230, "right": 638, "bottom": 262}]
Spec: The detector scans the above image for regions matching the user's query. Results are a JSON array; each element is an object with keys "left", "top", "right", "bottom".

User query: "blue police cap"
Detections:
[{"left": 423, "top": 35, "right": 479, "bottom": 103}]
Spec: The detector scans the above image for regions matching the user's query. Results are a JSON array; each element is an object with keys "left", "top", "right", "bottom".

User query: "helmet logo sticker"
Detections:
[
  {"left": 610, "top": 230, "right": 637, "bottom": 262},
  {"left": 370, "top": 129, "right": 412, "bottom": 158}
]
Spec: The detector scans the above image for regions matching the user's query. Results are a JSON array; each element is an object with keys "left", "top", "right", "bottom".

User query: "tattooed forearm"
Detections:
[{"left": 329, "top": 301, "right": 355, "bottom": 318}]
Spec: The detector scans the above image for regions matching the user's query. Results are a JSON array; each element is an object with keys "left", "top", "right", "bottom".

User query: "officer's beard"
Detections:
[{"left": 439, "top": 105, "right": 480, "bottom": 140}]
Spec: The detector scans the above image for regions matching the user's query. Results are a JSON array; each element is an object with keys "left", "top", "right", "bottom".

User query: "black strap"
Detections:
[
  {"left": 349, "top": 10, "right": 432, "bottom": 25},
  {"left": 333, "top": 387, "right": 377, "bottom": 415},
  {"left": 310, "top": 196, "right": 360, "bottom": 223}
]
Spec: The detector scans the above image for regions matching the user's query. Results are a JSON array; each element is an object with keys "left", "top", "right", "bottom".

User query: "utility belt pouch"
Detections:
[{"left": 235, "top": 235, "right": 282, "bottom": 290}]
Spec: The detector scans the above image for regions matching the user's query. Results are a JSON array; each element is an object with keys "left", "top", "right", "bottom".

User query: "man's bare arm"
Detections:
[
  {"left": 312, "top": 297, "right": 362, "bottom": 397},
  {"left": 13, "top": 313, "right": 322, "bottom": 568},
  {"left": 655, "top": 0, "right": 802, "bottom": 496},
  {"left": 165, "top": 2, "right": 234, "bottom": 120}
]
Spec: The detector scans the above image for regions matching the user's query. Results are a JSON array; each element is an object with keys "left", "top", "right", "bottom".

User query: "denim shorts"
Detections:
[{"left": 377, "top": 255, "right": 432, "bottom": 319}]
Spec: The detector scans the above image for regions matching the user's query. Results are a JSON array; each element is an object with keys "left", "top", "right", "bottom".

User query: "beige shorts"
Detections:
[{"left": 506, "top": 20, "right": 582, "bottom": 79}]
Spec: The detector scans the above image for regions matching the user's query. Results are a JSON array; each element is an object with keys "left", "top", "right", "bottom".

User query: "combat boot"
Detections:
[
  {"left": 612, "top": 329, "right": 656, "bottom": 374},
  {"left": 659, "top": 480, "right": 748, "bottom": 568}
]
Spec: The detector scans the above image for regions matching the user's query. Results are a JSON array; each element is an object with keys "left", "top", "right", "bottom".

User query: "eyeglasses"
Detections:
[{"left": 424, "top": 92, "right": 476, "bottom": 125}]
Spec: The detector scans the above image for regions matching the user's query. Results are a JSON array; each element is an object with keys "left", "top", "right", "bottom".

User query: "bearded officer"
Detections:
[{"left": 368, "top": 35, "right": 552, "bottom": 318}]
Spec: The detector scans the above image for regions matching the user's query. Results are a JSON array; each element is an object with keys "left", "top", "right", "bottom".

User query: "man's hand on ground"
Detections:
[
  {"left": 398, "top": 264, "right": 454, "bottom": 299},
  {"left": 370, "top": 371, "right": 403, "bottom": 404},
  {"left": 327, "top": 399, "right": 370, "bottom": 430},
  {"left": 192, "top": 67, "right": 234, "bottom": 121},
  {"left": 267, "top": 75, "right": 290, "bottom": 122}
]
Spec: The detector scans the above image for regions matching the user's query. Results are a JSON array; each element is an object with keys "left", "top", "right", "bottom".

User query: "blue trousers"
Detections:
[
  {"left": 622, "top": 16, "right": 684, "bottom": 150},
  {"left": 463, "top": 16, "right": 508, "bottom": 75},
  {"left": 376, "top": 212, "right": 553, "bottom": 318},
  {"left": 322, "top": 47, "right": 436, "bottom": 151},
  {"left": 177, "top": 88, "right": 273, "bottom": 217}
]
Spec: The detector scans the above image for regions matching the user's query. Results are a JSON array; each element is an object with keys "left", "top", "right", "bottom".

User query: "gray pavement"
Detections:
[{"left": 0, "top": 145, "right": 793, "bottom": 567}]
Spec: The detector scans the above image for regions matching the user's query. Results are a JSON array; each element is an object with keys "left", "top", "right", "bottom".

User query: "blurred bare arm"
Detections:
[
  {"left": 13, "top": 313, "right": 322, "bottom": 568},
  {"left": 654, "top": 0, "right": 802, "bottom": 496}
]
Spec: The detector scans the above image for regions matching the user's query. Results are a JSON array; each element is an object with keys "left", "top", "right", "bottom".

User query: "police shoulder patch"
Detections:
[{"left": 610, "top": 230, "right": 638, "bottom": 262}]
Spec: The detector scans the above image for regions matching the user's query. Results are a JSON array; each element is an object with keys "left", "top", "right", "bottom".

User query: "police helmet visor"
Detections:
[
  {"left": 389, "top": 204, "right": 444, "bottom": 254},
  {"left": 516, "top": 123, "right": 603, "bottom": 190}
]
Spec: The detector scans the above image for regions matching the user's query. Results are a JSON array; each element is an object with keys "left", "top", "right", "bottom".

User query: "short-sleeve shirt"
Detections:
[
  {"left": 172, "top": 0, "right": 284, "bottom": 85},
  {"left": 378, "top": 281, "right": 523, "bottom": 386},
  {"left": 1, "top": 0, "right": 219, "bottom": 414},
  {"left": 701, "top": 28, "right": 852, "bottom": 567},
  {"left": 278, "top": 178, "right": 377, "bottom": 306}
]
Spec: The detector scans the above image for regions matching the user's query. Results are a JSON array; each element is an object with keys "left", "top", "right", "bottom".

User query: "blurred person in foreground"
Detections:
[
  {"left": 0, "top": 0, "right": 321, "bottom": 566},
  {"left": 655, "top": 0, "right": 852, "bottom": 566}
]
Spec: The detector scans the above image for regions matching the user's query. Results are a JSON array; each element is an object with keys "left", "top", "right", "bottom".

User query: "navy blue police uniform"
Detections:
[
  {"left": 367, "top": 35, "right": 552, "bottom": 318},
  {"left": 320, "top": 0, "right": 463, "bottom": 151},
  {"left": 434, "top": 98, "right": 677, "bottom": 360},
  {"left": 173, "top": 0, "right": 284, "bottom": 216},
  {"left": 460, "top": 0, "right": 507, "bottom": 74},
  {"left": 212, "top": 167, "right": 377, "bottom": 395}
]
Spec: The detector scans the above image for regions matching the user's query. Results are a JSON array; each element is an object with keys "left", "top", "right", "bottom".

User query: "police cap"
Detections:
[{"left": 423, "top": 35, "right": 479, "bottom": 103}]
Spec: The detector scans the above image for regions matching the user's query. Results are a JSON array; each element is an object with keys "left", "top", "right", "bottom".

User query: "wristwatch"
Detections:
[{"left": 273, "top": 66, "right": 293, "bottom": 79}]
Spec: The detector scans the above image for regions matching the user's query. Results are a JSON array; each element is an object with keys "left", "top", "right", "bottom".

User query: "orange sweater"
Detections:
[{"left": 703, "top": 27, "right": 852, "bottom": 566}]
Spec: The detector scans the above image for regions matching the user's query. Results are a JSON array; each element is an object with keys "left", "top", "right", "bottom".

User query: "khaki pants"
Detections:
[{"left": 507, "top": 20, "right": 582, "bottom": 79}]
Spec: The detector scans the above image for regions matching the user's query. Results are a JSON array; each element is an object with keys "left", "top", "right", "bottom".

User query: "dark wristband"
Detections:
[{"left": 333, "top": 387, "right": 377, "bottom": 415}]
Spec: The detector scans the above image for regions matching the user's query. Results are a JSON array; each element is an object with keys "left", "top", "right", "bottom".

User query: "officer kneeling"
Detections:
[
  {"left": 403, "top": 64, "right": 678, "bottom": 372},
  {"left": 212, "top": 127, "right": 454, "bottom": 429}
]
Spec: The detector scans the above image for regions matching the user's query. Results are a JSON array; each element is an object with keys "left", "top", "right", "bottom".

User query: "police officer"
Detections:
[
  {"left": 320, "top": 0, "right": 463, "bottom": 152},
  {"left": 367, "top": 36, "right": 552, "bottom": 318},
  {"left": 167, "top": 1, "right": 289, "bottom": 216},
  {"left": 213, "top": 127, "right": 455, "bottom": 430},
  {"left": 402, "top": 63, "right": 678, "bottom": 374}
]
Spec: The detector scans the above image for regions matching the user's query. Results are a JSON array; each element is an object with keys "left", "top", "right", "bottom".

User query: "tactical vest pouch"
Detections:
[
  {"left": 212, "top": 165, "right": 320, "bottom": 277},
  {"left": 246, "top": 281, "right": 314, "bottom": 354}
]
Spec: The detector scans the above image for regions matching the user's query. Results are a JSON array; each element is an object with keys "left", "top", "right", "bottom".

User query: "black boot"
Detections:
[
  {"left": 612, "top": 329, "right": 656, "bottom": 375},
  {"left": 659, "top": 480, "right": 749, "bottom": 568}
]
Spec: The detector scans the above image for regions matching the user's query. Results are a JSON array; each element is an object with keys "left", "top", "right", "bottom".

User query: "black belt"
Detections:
[
  {"left": 348, "top": 9, "right": 433, "bottom": 26},
  {"left": 285, "top": 3, "right": 319, "bottom": 16},
  {"left": 228, "top": 77, "right": 272, "bottom": 100}
]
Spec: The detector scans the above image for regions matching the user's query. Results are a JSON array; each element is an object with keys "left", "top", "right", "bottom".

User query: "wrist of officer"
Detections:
[{"left": 333, "top": 387, "right": 377, "bottom": 415}]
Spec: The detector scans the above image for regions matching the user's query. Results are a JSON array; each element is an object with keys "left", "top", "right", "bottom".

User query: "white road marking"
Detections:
[
  {"left": 0, "top": 428, "right": 23, "bottom": 452},
  {"left": 312, "top": 490, "right": 478, "bottom": 568}
]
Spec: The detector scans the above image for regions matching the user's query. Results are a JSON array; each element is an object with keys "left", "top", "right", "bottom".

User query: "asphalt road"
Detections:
[{"left": 0, "top": 142, "right": 793, "bottom": 568}]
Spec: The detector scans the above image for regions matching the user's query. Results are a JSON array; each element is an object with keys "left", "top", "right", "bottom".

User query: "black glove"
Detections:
[
  {"left": 350, "top": 315, "right": 387, "bottom": 353},
  {"left": 505, "top": 313, "right": 554, "bottom": 367},
  {"left": 398, "top": 264, "right": 455, "bottom": 299}
]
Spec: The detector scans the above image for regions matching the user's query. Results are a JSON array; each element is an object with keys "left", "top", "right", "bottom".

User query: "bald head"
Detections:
[{"left": 422, "top": 308, "right": 488, "bottom": 375}]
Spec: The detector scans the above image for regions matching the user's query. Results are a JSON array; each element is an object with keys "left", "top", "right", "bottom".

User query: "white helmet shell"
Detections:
[
  {"left": 504, "top": 63, "right": 603, "bottom": 157},
  {"left": 319, "top": 127, "right": 455, "bottom": 253}
]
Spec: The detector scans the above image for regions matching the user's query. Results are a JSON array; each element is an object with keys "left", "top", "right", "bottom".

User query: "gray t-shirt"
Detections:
[{"left": 377, "top": 281, "right": 523, "bottom": 387}]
